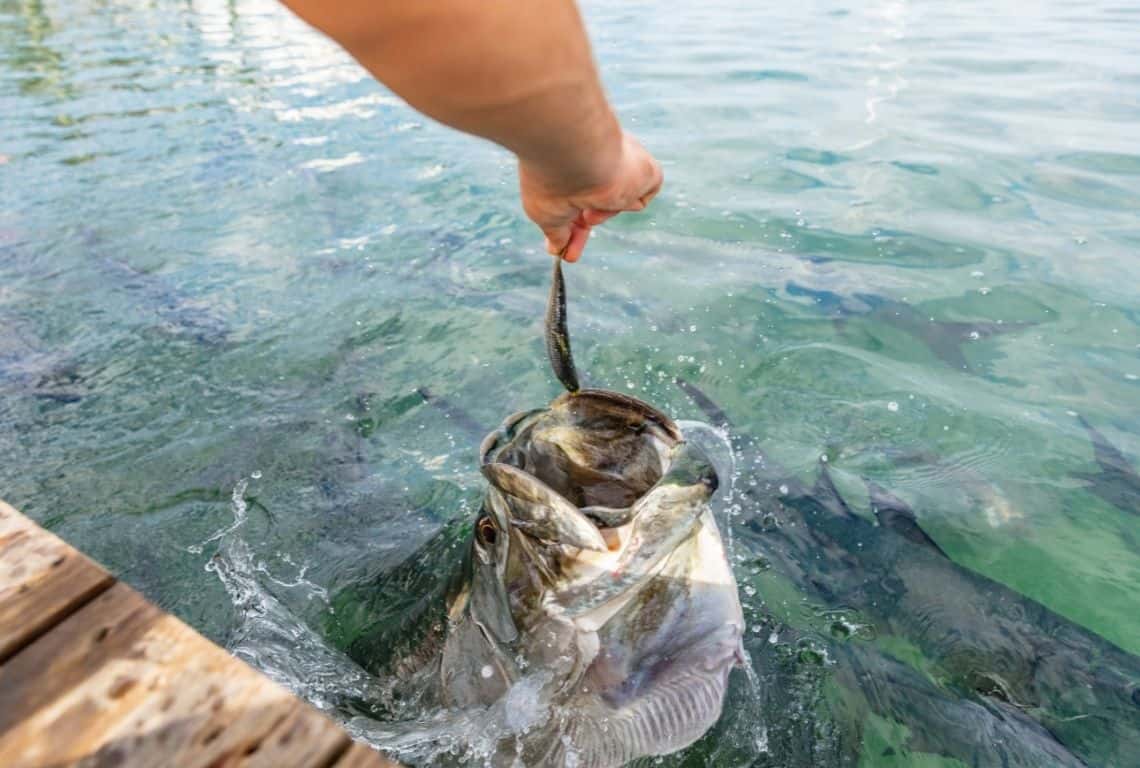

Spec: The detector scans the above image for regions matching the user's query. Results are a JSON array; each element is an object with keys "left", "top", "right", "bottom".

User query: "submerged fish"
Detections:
[
  {"left": 786, "top": 282, "right": 1034, "bottom": 373},
  {"left": 1075, "top": 415, "right": 1140, "bottom": 516},
  {"left": 336, "top": 260, "right": 744, "bottom": 766},
  {"left": 675, "top": 377, "right": 1140, "bottom": 766}
]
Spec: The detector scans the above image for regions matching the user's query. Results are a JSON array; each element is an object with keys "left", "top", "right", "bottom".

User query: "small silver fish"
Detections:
[{"left": 546, "top": 257, "right": 580, "bottom": 393}]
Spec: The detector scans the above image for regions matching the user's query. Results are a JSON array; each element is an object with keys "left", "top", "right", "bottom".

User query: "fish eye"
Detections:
[{"left": 477, "top": 515, "right": 498, "bottom": 545}]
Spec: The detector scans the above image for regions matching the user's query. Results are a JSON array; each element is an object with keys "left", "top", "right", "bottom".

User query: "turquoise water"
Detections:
[{"left": 2, "top": 0, "right": 1139, "bottom": 765}]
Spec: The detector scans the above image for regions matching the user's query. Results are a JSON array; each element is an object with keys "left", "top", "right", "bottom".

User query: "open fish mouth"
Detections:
[
  {"left": 481, "top": 388, "right": 689, "bottom": 522},
  {"left": 478, "top": 388, "right": 717, "bottom": 564}
]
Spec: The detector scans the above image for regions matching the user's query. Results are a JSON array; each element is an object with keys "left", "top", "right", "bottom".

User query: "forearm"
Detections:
[{"left": 279, "top": 0, "right": 621, "bottom": 193}]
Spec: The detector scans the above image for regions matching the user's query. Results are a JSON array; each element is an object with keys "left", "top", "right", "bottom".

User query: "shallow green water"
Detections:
[{"left": 2, "top": 0, "right": 1139, "bottom": 765}]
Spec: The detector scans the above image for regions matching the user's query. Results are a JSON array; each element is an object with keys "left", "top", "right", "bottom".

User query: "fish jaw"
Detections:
[{"left": 535, "top": 511, "right": 745, "bottom": 768}]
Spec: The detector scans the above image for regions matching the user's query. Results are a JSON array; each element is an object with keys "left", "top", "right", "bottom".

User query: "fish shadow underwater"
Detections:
[
  {"left": 785, "top": 282, "right": 1038, "bottom": 377},
  {"left": 674, "top": 376, "right": 1140, "bottom": 768}
]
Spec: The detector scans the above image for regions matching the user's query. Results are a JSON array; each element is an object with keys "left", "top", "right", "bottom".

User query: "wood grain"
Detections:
[
  {"left": 0, "top": 500, "right": 114, "bottom": 662},
  {"left": 0, "top": 501, "right": 397, "bottom": 768}
]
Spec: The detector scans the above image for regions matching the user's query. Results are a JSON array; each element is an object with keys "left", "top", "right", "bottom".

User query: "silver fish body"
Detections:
[
  {"left": 545, "top": 257, "right": 580, "bottom": 393},
  {"left": 437, "top": 388, "right": 744, "bottom": 767}
]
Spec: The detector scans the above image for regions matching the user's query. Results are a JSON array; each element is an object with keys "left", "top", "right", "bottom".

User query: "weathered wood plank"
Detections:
[
  {"left": 0, "top": 581, "right": 370, "bottom": 768},
  {"left": 235, "top": 703, "right": 352, "bottom": 768},
  {"left": 0, "top": 500, "right": 115, "bottom": 662},
  {"left": 0, "top": 562, "right": 396, "bottom": 765},
  {"left": 0, "top": 499, "right": 399, "bottom": 768}
]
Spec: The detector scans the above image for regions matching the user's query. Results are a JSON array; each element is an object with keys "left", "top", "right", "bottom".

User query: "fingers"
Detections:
[
  {"left": 544, "top": 219, "right": 590, "bottom": 262},
  {"left": 544, "top": 209, "right": 597, "bottom": 261},
  {"left": 543, "top": 227, "right": 571, "bottom": 258},
  {"left": 521, "top": 130, "right": 664, "bottom": 263}
]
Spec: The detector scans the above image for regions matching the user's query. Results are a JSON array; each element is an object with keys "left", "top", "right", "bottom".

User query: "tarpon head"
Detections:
[
  {"left": 476, "top": 387, "right": 713, "bottom": 616},
  {"left": 447, "top": 388, "right": 743, "bottom": 766}
]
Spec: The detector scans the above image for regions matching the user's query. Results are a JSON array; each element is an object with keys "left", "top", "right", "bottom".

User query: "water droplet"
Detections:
[
  {"left": 768, "top": 631, "right": 779, "bottom": 645},
  {"left": 820, "top": 454, "right": 829, "bottom": 463},
  {"left": 250, "top": 470, "right": 262, "bottom": 480},
  {"left": 979, "top": 287, "right": 991, "bottom": 296},
  {"left": 480, "top": 665, "right": 493, "bottom": 679},
  {"left": 778, "top": 484, "right": 789, "bottom": 495},
  {"left": 969, "top": 331, "right": 980, "bottom": 341},
  {"left": 755, "top": 726, "right": 770, "bottom": 754},
  {"left": 743, "top": 585, "right": 757, "bottom": 597},
  {"left": 887, "top": 401, "right": 899, "bottom": 412},
  {"left": 798, "top": 645, "right": 826, "bottom": 666}
]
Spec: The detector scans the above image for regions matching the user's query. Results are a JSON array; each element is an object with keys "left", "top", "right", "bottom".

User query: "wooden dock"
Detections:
[{"left": 0, "top": 499, "right": 400, "bottom": 768}]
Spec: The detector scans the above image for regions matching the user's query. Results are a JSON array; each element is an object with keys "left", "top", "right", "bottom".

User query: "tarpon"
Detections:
[
  {"left": 1075, "top": 415, "right": 1140, "bottom": 517},
  {"left": 785, "top": 282, "right": 1035, "bottom": 373},
  {"left": 333, "top": 260, "right": 744, "bottom": 767}
]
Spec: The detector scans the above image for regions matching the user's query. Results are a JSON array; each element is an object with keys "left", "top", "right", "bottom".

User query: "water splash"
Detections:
[
  {"left": 676, "top": 419, "right": 769, "bottom": 753},
  {"left": 203, "top": 483, "right": 389, "bottom": 715},
  {"left": 200, "top": 482, "right": 572, "bottom": 767},
  {"left": 676, "top": 418, "right": 738, "bottom": 552},
  {"left": 186, "top": 478, "right": 249, "bottom": 554}
]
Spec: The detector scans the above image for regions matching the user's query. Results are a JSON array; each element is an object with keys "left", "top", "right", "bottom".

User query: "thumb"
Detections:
[
  {"left": 562, "top": 221, "right": 591, "bottom": 263},
  {"left": 543, "top": 220, "right": 591, "bottom": 262}
]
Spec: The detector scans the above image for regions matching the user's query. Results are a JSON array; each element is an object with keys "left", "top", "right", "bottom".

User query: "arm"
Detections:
[{"left": 278, "top": 0, "right": 661, "bottom": 262}]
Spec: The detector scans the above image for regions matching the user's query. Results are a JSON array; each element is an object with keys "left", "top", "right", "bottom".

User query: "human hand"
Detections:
[{"left": 518, "top": 131, "right": 663, "bottom": 263}]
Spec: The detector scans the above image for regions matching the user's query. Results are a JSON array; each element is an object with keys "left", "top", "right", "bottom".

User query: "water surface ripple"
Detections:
[{"left": 2, "top": 0, "right": 1139, "bottom": 765}]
